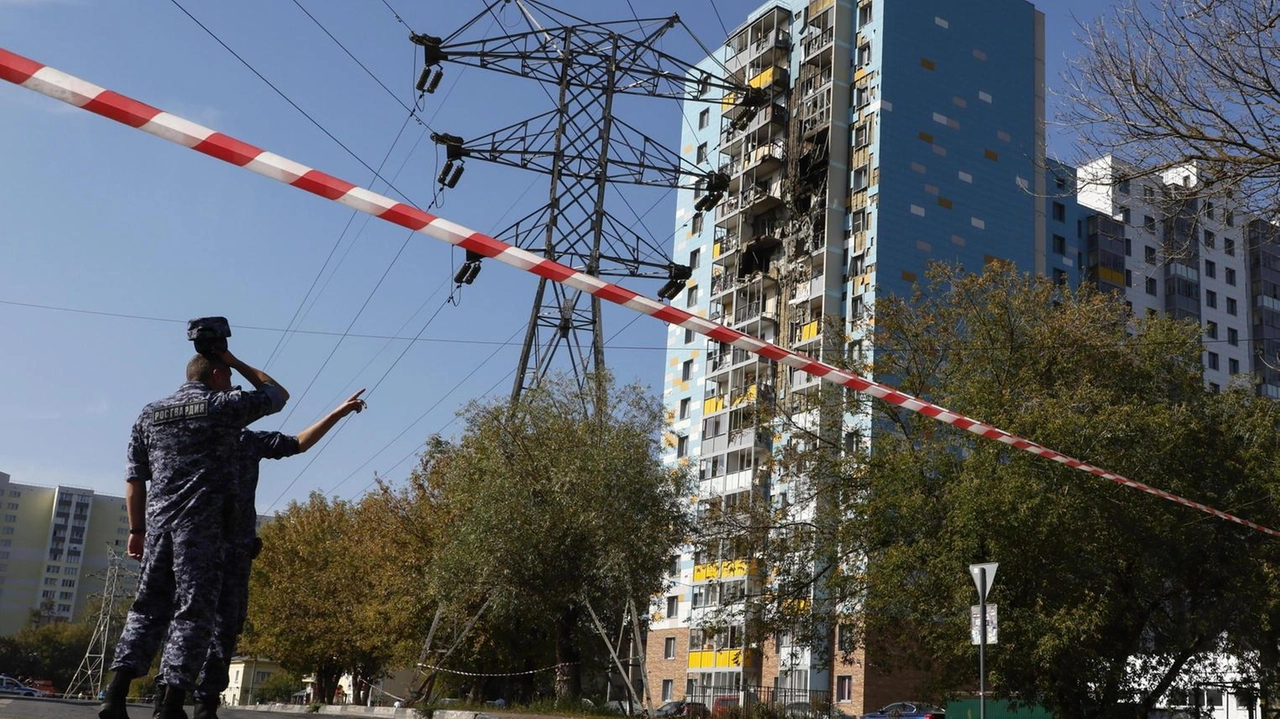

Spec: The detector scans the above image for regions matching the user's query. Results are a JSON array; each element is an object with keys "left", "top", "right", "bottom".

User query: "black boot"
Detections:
[
  {"left": 151, "top": 681, "right": 165, "bottom": 719},
  {"left": 98, "top": 669, "right": 136, "bottom": 719},
  {"left": 192, "top": 696, "right": 219, "bottom": 719},
  {"left": 158, "top": 685, "right": 188, "bottom": 719}
]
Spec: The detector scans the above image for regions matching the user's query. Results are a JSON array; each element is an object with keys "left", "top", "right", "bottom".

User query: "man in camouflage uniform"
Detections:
[
  {"left": 182, "top": 389, "right": 367, "bottom": 719},
  {"left": 99, "top": 350, "right": 289, "bottom": 719}
]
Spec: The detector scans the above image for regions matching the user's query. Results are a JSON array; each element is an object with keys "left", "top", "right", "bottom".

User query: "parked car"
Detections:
[
  {"left": 654, "top": 700, "right": 711, "bottom": 718},
  {"left": 27, "top": 679, "right": 57, "bottom": 697},
  {"left": 0, "top": 675, "right": 40, "bottom": 697},
  {"left": 861, "top": 702, "right": 946, "bottom": 719},
  {"left": 783, "top": 701, "right": 853, "bottom": 719}
]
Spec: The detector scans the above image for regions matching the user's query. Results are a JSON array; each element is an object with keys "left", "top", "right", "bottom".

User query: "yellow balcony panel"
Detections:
[
  {"left": 722, "top": 93, "right": 738, "bottom": 111},
  {"left": 801, "top": 320, "right": 820, "bottom": 341},
  {"left": 748, "top": 67, "right": 776, "bottom": 90},
  {"left": 715, "top": 649, "right": 744, "bottom": 667},
  {"left": 687, "top": 650, "right": 713, "bottom": 669},
  {"left": 703, "top": 396, "right": 726, "bottom": 415},
  {"left": 713, "top": 241, "right": 722, "bottom": 258},
  {"left": 1097, "top": 266, "right": 1125, "bottom": 285},
  {"left": 693, "top": 562, "right": 721, "bottom": 582}
]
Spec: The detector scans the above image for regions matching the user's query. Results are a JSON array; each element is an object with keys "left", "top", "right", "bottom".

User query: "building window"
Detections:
[
  {"left": 1228, "top": 327, "right": 1239, "bottom": 346},
  {"left": 698, "top": 108, "right": 710, "bottom": 129},
  {"left": 1208, "top": 352, "right": 1220, "bottom": 370},
  {"left": 696, "top": 143, "right": 708, "bottom": 164},
  {"left": 1143, "top": 215, "right": 1156, "bottom": 232},
  {"left": 679, "top": 398, "right": 691, "bottom": 419},
  {"left": 666, "top": 596, "right": 678, "bottom": 618},
  {"left": 662, "top": 680, "right": 674, "bottom": 702},
  {"left": 1206, "top": 290, "right": 1217, "bottom": 308},
  {"left": 858, "top": 43, "right": 872, "bottom": 66},
  {"left": 1206, "top": 321, "right": 1218, "bottom": 340},
  {"left": 1053, "top": 268, "right": 1068, "bottom": 286},
  {"left": 692, "top": 213, "right": 703, "bottom": 235},
  {"left": 682, "top": 360, "right": 693, "bottom": 381},
  {"left": 858, "top": 2, "right": 873, "bottom": 26},
  {"left": 684, "top": 328, "right": 695, "bottom": 344},
  {"left": 677, "top": 435, "right": 689, "bottom": 457},
  {"left": 43, "top": 578, "right": 56, "bottom": 586},
  {"left": 46, "top": 565, "right": 59, "bottom": 574},
  {"left": 1052, "top": 202, "right": 1066, "bottom": 222},
  {"left": 1226, "top": 267, "right": 1236, "bottom": 286},
  {"left": 1, "top": 528, "right": 12, "bottom": 536},
  {"left": 1146, "top": 277, "right": 1157, "bottom": 296},
  {"left": 1230, "top": 358, "right": 1240, "bottom": 374},
  {"left": 61, "top": 578, "right": 75, "bottom": 587},
  {"left": 1125, "top": 269, "right": 1133, "bottom": 287},
  {"left": 1227, "top": 212, "right": 1235, "bottom": 227},
  {"left": 1228, "top": 297, "right": 1238, "bottom": 315},
  {"left": 1145, "top": 246, "right": 1157, "bottom": 263},
  {"left": 687, "top": 286, "right": 700, "bottom": 307},
  {"left": 1119, "top": 206, "right": 1131, "bottom": 224},
  {"left": 1226, "top": 237, "right": 1236, "bottom": 256},
  {"left": 1204, "top": 260, "right": 1215, "bottom": 278},
  {"left": 2, "top": 515, "right": 13, "bottom": 523},
  {"left": 837, "top": 676, "right": 853, "bottom": 702},
  {"left": 665, "top": 637, "right": 677, "bottom": 659},
  {"left": 1125, "top": 237, "right": 1132, "bottom": 256},
  {"left": 1053, "top": 235, "right": 1066, "bottom": 255},
  {"left": 1204, "top": 230, "right": 1215, "bottom": 249}
]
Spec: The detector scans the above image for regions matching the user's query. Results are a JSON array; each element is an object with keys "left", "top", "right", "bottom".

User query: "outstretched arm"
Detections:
[{"left": 297, "top": 390, "right": 367, "bottom": 452}]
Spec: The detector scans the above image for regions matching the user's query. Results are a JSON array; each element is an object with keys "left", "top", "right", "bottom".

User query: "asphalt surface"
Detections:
[{"left": 0, "top": 696, "right": 305, "bottom": 719}]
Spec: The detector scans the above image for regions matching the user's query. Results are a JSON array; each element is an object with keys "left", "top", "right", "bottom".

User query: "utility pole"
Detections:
[
  {"left": 411, "top": 0, "right": 752, "bottom": 402},
  {"left": 67, "top": 549, "right": 127, "bottom": 699}
]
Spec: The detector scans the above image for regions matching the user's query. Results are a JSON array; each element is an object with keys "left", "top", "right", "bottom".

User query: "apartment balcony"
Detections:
[
  {"left": 790, "top": 319, "right": 822, "bottom": 346},
  {"left": 741, "top": 185, "right": 784, "bottom": 216},
  {"left": 744, "top": 142, "right": 786, "bottom": 174},
  {"left": 687, "top": 648, "right": 761, "bottom": 671},
  {"left": 693, "top": 558, "right": 758, "bottom": 582},
  {"left": 713, "top": 234, "right": 740, "bottom": 260},
  {"left": 731, "top": 300, "right": 778, "bottom": 327},
  {"left": 802, "top": 26, "right": 835, "bottom": 60},
  {"left": 721, "top": 103, "right": 788, "bottom": 150},
  {"left": 714, "top": 195, "right": 742, "bottom": 226}
]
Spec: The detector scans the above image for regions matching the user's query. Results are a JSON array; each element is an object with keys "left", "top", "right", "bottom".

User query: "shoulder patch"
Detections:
[{"left": 153, "top": 400, "right": 209, "bottom": 425}]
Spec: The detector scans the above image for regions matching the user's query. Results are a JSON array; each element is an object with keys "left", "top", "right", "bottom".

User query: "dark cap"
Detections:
[{"left": 187, "top": 317, "right": 232, "bottom": 341}]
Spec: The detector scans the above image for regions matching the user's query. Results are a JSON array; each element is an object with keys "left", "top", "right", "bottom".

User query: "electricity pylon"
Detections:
[
  {"left": 413, "top": 0, "right": 753, "bottom": 401},
  {"left": 67, "top": 549, "right": 128, "bottom": 699}
]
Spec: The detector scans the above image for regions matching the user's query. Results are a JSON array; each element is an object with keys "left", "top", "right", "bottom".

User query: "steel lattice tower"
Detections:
[
  {"left": 67, "top": 550, "right": 126, "bottom": 699},
  {"left": 414, "top": 0, "right": 752, "bottom": 400}
]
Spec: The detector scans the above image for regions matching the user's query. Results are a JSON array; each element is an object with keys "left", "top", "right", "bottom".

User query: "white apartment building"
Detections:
[
  {"left": 1077, "top": 156, "right": 1257, "bottom": 394},
  {"left": 0, "top": 470, "right": 137, "bottom": 635}
]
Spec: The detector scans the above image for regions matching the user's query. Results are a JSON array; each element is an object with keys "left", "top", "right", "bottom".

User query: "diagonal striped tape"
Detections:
[{"left": 2, "top": 46, "right": 1274, "bottom": 538}]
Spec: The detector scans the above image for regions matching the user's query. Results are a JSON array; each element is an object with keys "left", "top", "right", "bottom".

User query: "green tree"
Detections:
[
  {"left": 243, "top": 490, "right": 433, "bottom": 705},
  {"left": 748, "top": 264, "right": 1280, "bottom": 718},
  {"left": 243, "top": 494, "right": 355, "bottom": 704},
  {"left": 421, "top": 374, "right": 694, "bottom": 701},
  {"left": 0, "top": 621, "right": 94, "bottom": 691},
  {"left": 254, "top": 669, "right": 304, "bottom": 704}
]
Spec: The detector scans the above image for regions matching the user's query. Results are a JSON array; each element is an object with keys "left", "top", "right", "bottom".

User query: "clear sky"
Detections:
[{"left": 0, "top": 0, "right": 1115, "bottom": 513}]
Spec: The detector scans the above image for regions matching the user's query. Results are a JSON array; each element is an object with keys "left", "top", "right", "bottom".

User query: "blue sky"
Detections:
[{"left": 0, "top": 0, "right": 1114, "bottom": 513}]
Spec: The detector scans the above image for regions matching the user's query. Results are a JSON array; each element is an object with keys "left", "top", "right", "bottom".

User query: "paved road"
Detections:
[{"left": 0, "top": 696, "right": 307, "bottom": 719}]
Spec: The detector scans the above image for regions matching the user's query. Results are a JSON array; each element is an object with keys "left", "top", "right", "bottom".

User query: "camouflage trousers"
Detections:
[
  {"left": 192, "top": 541, "right": 254, "bottom": 701},
  {"left": 110, "top": 525, "right": 224, "bottom": 691}
]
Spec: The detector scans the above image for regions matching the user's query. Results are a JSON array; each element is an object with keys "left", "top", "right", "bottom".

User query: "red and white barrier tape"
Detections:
[{"left": 2, "top": 46, "right": 1274, "bottom": 538}]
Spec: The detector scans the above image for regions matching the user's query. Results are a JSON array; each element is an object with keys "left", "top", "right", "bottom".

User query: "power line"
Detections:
[
  {"left": 266, "top": 109, "right": 420, "bottom": 370},
  {"left": 706, "top": 0, "right": 730, "bottom": 36},
  {"left": 166, "top": 0, "right": 418, "bottom": 207},
  {"left": 289, "top": 0, "right": 426, "bottom": 124},
  {"left": 347, "top": 310, "right": 649, "bottom": 501}
]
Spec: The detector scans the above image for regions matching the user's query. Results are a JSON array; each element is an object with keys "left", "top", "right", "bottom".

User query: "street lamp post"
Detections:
[{"left": 969, "top": 563, "right": 998, "bottom": 719}]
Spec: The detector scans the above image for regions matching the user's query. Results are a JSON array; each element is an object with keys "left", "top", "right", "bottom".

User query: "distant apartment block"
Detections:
[{"left": 0, "top": 470, "right": 138, "bottom": 635}]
